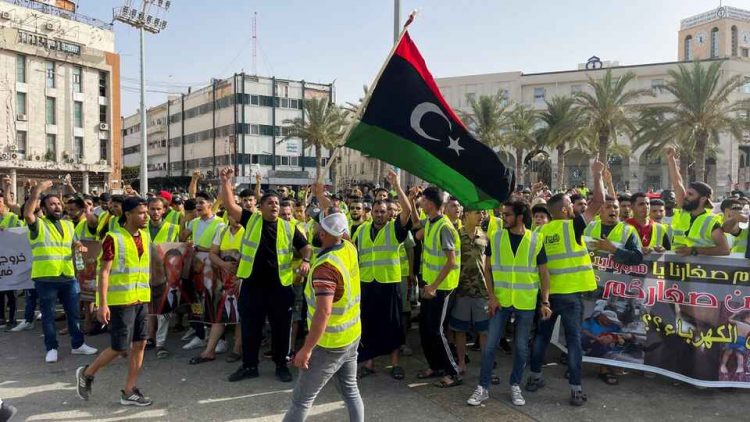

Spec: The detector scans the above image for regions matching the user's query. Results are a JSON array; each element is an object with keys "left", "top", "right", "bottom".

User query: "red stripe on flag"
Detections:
[{"left": 394, "top": 32, "right": 468, "bottom": 131}]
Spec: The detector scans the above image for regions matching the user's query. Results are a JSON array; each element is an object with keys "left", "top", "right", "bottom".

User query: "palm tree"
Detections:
[
  {"left": 282, "top": 97, "right": 348, "bottom": 182},
  {"left": 502, "top": 104, "right": 540, "bottom": 186},
  {"left": 460, "top": 90, "right": 508, "bottom": 148},
  {"left": 537, "top": 96, "right": 586, "bottom": 190},
  {"left": 576, "top": 69, "right": 651, "bottom": 162},
  {"left": 635, "top": 61, "right": 750, "bottom": 182}
]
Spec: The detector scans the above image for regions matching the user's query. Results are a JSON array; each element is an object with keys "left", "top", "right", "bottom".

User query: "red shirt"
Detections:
[
  {"left": 101, "top": 232, "right": 144, "bottom": 261},
  {"left": 625, "top": 217, "right": 652, "bottom": 246}
]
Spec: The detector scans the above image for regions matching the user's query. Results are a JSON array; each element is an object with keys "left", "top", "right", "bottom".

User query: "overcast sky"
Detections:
[{"left": 75, "top": 0, "right": 729, "bottom": 116}]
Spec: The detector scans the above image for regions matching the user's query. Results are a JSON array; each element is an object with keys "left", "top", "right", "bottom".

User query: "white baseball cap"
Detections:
[{"left": 320, "top": 212, "right": 348, "bottom": 237}]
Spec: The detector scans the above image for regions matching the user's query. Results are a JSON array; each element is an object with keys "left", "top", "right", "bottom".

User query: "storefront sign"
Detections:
[{"left": 18, "top": 30, "right": 81, "bottom": 55}]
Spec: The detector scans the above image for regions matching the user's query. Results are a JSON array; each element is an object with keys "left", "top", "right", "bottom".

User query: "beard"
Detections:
[{"left": 682, "top": 198, "right": 700, "bottom": 211}]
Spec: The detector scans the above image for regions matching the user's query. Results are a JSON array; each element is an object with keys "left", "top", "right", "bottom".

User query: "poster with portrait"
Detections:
[
  {"left": 75, "top": 240, "right": 101, "bottom": 303},
  {"left": 149, "top": 242, "right": 191, "bottom": 315}
]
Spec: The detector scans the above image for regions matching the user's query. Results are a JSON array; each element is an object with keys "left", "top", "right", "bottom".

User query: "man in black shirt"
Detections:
[{"left": 218, "top": 168, "right": 311, "bottom": 383}]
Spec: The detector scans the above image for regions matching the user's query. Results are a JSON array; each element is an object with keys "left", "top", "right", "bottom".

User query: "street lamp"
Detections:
[{"left": 113, "top": 0, "right": 171, "bottom": 194}]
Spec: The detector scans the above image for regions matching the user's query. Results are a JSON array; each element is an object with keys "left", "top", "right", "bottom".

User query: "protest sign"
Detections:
[
  {"left": 76, "top": 240, "right": 100, "bottom": 303},
  {"left": 0, "top": 228, "right": 32, "bottom": 291}
]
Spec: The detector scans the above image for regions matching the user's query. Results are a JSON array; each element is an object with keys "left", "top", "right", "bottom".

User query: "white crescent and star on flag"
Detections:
[{"left": 409, "top": 102, "right": 464, "bottom": 156}]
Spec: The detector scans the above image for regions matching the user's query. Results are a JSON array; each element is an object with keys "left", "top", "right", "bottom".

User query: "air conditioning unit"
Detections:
[
  {"left": 98, "top": 159, "right": 107, "bottom": 165},
  {"left": 1, "top": 153, "right": 9, "bottom": 160},
  {"left": 11, "top": 153, "right": 18, "bottom": 160},
  {"left": 99, "top": 122, "right": 109, "bottom": 131},
  {"left": 1, "top": 11, "right": 11, "bottom": 20},
  {"left": 16, "top": 114, "right": 27, "bottom": 121},
  {"left": 44, "top": 22, "right": 55, "bottom": 31}
]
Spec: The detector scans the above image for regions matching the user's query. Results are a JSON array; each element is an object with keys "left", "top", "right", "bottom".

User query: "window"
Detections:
[
  {"left": 46, "top": 134, "right": 56, "bottom": 159},
  {"left": 570, "top": 85, "right": 582, "bottom": 95},
  {"left": 732, "top": 26, "right": 738, "bottom": 57},
  {"left": 99, "top": 105, "right": 107, "bottom": 123},
  {"left": 684, "top": 35, "right": 693, "bottom": 61},
  {"left": 533, "top": 87, "right": 545, "bottom": 103},
  {"left": 711, "top": 28, "right": 719, "bottom": 58},
  {"left": 16, "top": 92, "right": 26, "bottom": 115},
  {"left": 98, "top": 71, "right": 107, "bottom": 97},
  {"left": 45, "top": 61, "right": 55, "bottom": 88},
  {"left": 100, "top": 139, "right": 107, "bottom": 161},
  {"left": 250, "top": 95, "right": 259, "bottom": 105},
  {"left": 16, "top": 55, "right": 26, "bottom": 83},
  {"left": 45, "top": 97, "right": 56, "bottom": 125},
  {"left": 743, "top": 78, "right": 750, "bottom": 94},
  {"left": 74, "top": 101, "right": 83, "bottom": 128},
  {"left": 16, "top": 131, "right": 26, "bottom": 154},
  {"left": 74, "top": 137, "right": 84, "bottom": 159},
  {"left": 72, "top": 67, "right": 82, "bottom": 93},
  {"left": 250, "top": 124, "right": 259, "bottom": 135},
  {"left": 651, "top": 79, "right": 665, "bottom": 94},
  {"left": 743, "top": 48, "right": 750, "bottom": 58}
]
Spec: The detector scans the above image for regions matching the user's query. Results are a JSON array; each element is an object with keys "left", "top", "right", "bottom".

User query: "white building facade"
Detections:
[{"left": 0, "top": 0, "right": 121, "bottom": 195}]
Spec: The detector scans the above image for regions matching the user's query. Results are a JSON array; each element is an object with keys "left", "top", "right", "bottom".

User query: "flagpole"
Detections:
[{"left": 339, "top": 10, "right": 418, "bottom": 146}]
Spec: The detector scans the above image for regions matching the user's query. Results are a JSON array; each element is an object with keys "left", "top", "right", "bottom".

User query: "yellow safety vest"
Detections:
[
  {"left": 671, "top": 209, "right": 719, "bottom": 249},
  {"left": 237, "top": 213, "right": 294, "bottom": 285},
  {"left": 28, "top": 217, "right": 75, "bottom": 279},
  {"left": 165, "top": 208, "right": 183, "bottom": 226},
  {"left": 399, "top": 244, "right": 409, "bottom": 277},
  {"left": 732, "top": 229, "right": 747, "bottom": 254},
  {"left": 74, "top": 218, "right": 96, "bottom": 241},
  {"left": 487, "top": 215, "right": 503, "bottom": 237},
  {"left": 219, "top": 225, "right": 244, "bottom": 252},
  {"left": 646, "top": 221, "right": 667, "bottom": 248},
  {"left": 96, "top": 211, "right": 121, "bottom": 237},
  {"left": 538, "top": 219, "right": 596, "bottom": 294},
  {"left": 421, "top": 215, "right": 461, "bottom": 291},
  {"left": 304, "top": 241, "right": 361, "bottom": 349},
  {"left": 584, "top": 221, "right": 636, "bottom": 246},
  {"left": 151, "top": 222, "right": 180, "bottom": 244},
  {"left": 490, "top": 229, "right": 543, "bottom": 311},
  {"left": 97, "top": 229, "right": 151, "bottom": 306},
  {"left": 306, "top": 221, "right": 321, "bottom": 259},
  {"left": 0, "top": 212, "right": 23, "bottom": 229},
  {"left": 352, "top": 221, "right": 401, "bottom": 283},
  {"left": 188, "top": 216, "right": 222, "bottom": 249}
]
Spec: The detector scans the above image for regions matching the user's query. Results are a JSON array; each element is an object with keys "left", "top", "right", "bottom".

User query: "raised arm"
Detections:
[
  {"left": 219, "top": 167, "right": 242, "bottom": 222},
  {"left": 665, "top": 146, "right": 685, "bottom": 209},
  {"left": 602, "top": 168, "right": 616, "bottom": 198},
  {"left": 312, "top": 183, "right": 331, "bottom": 214},
  {"left": 254, "top": 172, "right": 262, "bottom": 200},
  {"left": 386, "top": 169, "right": 411, "bottom": 227},
  {"left": 583, "top": 157, "right": 605, "bottom": 223},
  {"left": 24, "top": 180, "right": 53, "bottom": 225},
  {"left": 188, "top": 170, "right": 201, "bottom": 199}
]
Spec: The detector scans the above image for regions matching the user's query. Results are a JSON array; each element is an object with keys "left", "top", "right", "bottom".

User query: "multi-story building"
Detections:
[
  {"left": 434, "top": 5, "right": 750, "bottom": 194},
  {"left": 0, "top": 0, "right": 120, "bottom": 195},
  {"left": 121, "top": 75, "right": 334, "bottom": 190}
]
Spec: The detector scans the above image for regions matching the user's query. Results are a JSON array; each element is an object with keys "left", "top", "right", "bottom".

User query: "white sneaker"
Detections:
[
  {"left": 46, "top": 349, "right": 58, "bottom": 363},
  {"left": 215, "top": 339, "right": 229, "bottom": 354},
  {"left": 180, "top": 327, "right": 196, "bottom": 341},
  {"left": 11, "top": 321, "right": 33, "bottom": 332},
  {"left": 182, "top": 336, "right": 205, "bottom": 350},
  {"left": 35, "top": 311, "right": 42, "bottom": 321},
  {"left": 467, "top": 385, "right": 489, "bottom": 406},
  {"left": 72, "top": 344, "right": 99, "bottom": 355},
  {"left": 510, "top": 385, "right": 526, "bottom": 406}
]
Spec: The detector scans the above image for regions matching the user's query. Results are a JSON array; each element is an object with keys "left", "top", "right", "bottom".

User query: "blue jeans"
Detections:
[
  {"left": 529, "top": 293, "right": 584, "bottom": 387},
  {"left": 35, "top": 279, "right": 84, "bottom": 352},
  {"left": 479, "top": 307, "right": 535, "bottom": 388},
  {"left": 23, "top": 289, "right": 38, "bottom": 322}
]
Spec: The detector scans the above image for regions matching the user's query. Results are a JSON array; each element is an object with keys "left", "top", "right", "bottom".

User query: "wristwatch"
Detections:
[
  {"left": 542, "top": 301, "right": 550, "bottom": 306},
  {"left": 302, "top": 258, "right": 311, "bottom": 263}
]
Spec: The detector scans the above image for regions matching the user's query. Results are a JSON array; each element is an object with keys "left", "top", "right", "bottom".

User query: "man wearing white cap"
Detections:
[{"left": 285, "top": 212, "right": 364, "bottom": 422}]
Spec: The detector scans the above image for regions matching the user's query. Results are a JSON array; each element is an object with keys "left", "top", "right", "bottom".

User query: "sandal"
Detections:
[
  {"left": 225, "top": 351, "right": 241, "bottom": 363},
  {"left": 434, "top": 374, "right": 463, "bottom": 388},
  {"left": 417, "top": 369, "right": 444, "bottom": 379},
  {"left": 391, "top": 366, "right": 405, "bottom": 380},
  {"left": 598, "top": 372, "right": 619, "bottom": 385},
  {"left": 189, "top": 356, "right": 215, "bottom": 365},
  {"left": 358, "top": 366, "right": 376, "bottom": 379},
  {"left": 156, "top": 347, "right": 170, "bottom": 359}
]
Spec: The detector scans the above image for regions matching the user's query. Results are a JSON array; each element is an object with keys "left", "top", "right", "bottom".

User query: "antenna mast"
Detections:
[{"left": 252, "top": 11, "right": 257, "bottom": 75}]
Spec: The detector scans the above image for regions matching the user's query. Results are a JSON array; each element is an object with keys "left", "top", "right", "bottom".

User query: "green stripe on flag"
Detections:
[{"left": 346, "top": 121, "right": 499, "bottom": 210}]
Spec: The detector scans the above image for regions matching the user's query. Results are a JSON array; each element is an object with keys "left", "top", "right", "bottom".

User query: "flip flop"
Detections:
[
  {"left": 598, "top": 372, "right": 619, "bottom": 385},
  {"left": 417, "top": 369, "right": 444, "bottom": 379},
  {"left": 357, "top": 367, "right": 376, "bottom": 380},
  {"left": 156, "top": 347, "right": 170, "bottom": 359},
  {"left": 434, "top": 375, "right": 463, "bottom": 388},
  {"left": 391, "top": 366, "right": 405, "bottom": 380},
  {"left": 189, "top": 356, "right": 215, "bottom": 365}
]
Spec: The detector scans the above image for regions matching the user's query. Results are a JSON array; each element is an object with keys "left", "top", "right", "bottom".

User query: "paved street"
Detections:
[{"left": 1, "top": 320, "right": 748, "bottom": 422}]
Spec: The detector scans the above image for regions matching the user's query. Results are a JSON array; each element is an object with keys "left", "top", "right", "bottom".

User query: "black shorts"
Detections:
[{"left": 109, "top": 303, "right": 149, "bottom": 352}]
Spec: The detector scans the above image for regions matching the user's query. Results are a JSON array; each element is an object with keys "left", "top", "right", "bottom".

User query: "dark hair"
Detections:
[
  {"left": 83, "top": 194, "right": 94, "bottom": 201},
  {"left": 349, "top": 197, "right": 364, "bottom": 205},
  {"left": 548, "top": 193, "right": 567, "bottom": 211},
  {"left": 604, "top": 195, "right": 617, "bottom": 202},
  {"left": 372, "top": 199, "right": 388, "bottom": 209},
  {"left": 66, "top": 197, "right": 85, "bottom": 209},
  {"left": 422, "top": 186, "right": 444, "bottom": 209},
  {"left": 280, "top": 200, "right": 294, "bottom": 208},
  {"left": 569, "top": 193, "right": 584, "bottom": 203},
  {"left": 532, "top": 204, "right": 551, "bottom": 218},
  {"left": 260, "top": 191, "right": 279, "bottom": 205},
  {"left": 503, "top": 199, "right": 532, "bottom": 227},
  {"left": 650, "top": 199, "right": 665, "bottom": 207},
  {"left": 100, "top": 193, "right": 111, "bottom": 202},
  {"left": 630, "top": 192, "right": 647, "bottom": 204},
  {"left": 184, "top": 199, "right": 197, "bottom": 211},
  {"left": 148, "top": 197, "right": 168, "bottom": 207},
  {"left": 40, "top": 193, "right": 60, "bottom": 208},
  {"left": 294, "top": 200, "right": 304, "bottom": 207},
  {"left": 239, "top": 189, "right": 254, "bottom": 198},
  {"left": 617, "top": 194, "right": 632, "bottom": 202},
  {"left": 721, "top": 198, "right": 740, "bottom": 212},
  {"left": 195, "top": 191, "right": 214, "bottom": 202},
  {"left": 447, "top": 196, "right": 459, "bottom": 202},
  {"left": 373, "top": 187, "right": 389, "bottom": 195}
]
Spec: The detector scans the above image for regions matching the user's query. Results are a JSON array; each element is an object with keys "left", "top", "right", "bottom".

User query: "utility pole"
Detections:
[
  {"left": 252, "top": 11, "right": 258, "bottom": 75},
  {"left": 114, "top": 0, "right": 171, "bottom": 194}
]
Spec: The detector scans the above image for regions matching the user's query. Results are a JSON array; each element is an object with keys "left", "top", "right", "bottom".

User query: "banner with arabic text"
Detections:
[
  {"left": 0, "top": 228, "right": 32, "bottom": 291},
  {"left": 552, "top": 251, "right": 750, "bottom": 388}
]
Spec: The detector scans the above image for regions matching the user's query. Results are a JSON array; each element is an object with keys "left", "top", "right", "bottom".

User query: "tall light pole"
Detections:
[{"left": 114, "top": 0, "right": 171, "bottom": 194}]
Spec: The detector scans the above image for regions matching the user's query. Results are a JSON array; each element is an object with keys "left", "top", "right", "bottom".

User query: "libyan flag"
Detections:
[{"left": 344, "top": 31, "right": 515, "bottom": 210}]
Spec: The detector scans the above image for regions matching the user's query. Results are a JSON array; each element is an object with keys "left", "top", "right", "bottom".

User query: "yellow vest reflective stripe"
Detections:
[
  {"left": 649, "top": 222, "right": 667, "bottom": 248},
  {"left": 306, "top": 221, "right": 320, "bottom": 259},
  {"left": 237, "top": 214, "right": 294, "bottom": 285},
  {"left": 98, "top": 230, "right": 151, "bottom": 306},
  {"left": 584, "top": 221, "right": 634, "bottom": 246},
  {"left": 490, "top": 229, "right": 542, "bottom": 311},
  {"left": 421, "top": 216, "right": 461, "bottom": 291},
  {"left": 165, "top": 209, "right": 182, "bottom": 226},
  {"left": 399, "top": 244, "right": 409, "bottom": 276},
  {"left": 152, "top": 222, "right": 180, "bottom": 244},
  {"left": 74, "top": 219, "right": 96, "bottom": 241},
  {"left": 732, "top": 229, "right": 748, "bottom": 254},
  {"left": 219, "top": 225, "right": 244, "bottom": 252},
  {"left": 671, "top": 209, "right": 718, "bottom": 248},
  {"left": 304, "top": 241, "right": 361, "bottom": 348},
  {"left": 188, "top": 216, "right": 222, "bottom": 249},
  {"left": 352, "top": 221, "right": 401, "bottom": 283},
  {"left": 0, "top": 212, "right": 23, "bottom": 229},
  {"left": 96, "top": 212, "right": 121, "bottom": 237},
  {"left": 487, "top": 216, "right": 503, "bottom": 237},
  {"left": 28, "top": 217, "right": 75, "bottom": 279},
  {"left": 539, "top": 219, "right": 596, "bottom": 294}
]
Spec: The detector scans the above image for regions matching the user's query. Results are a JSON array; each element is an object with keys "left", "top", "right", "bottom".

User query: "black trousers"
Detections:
[
  {"left": 419, "top": 289, "right": 458, "bottom": 376},
  {"left": 0, "top": 291, "right": 16, "bottom": 324},
  {"left": 239, "top": 278, "right": 294, "bottom": 368}
]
